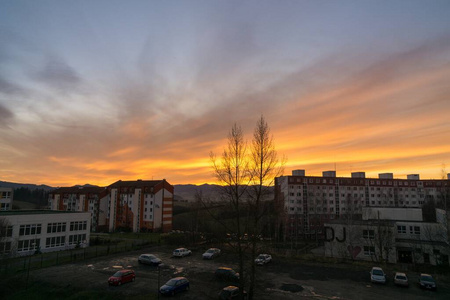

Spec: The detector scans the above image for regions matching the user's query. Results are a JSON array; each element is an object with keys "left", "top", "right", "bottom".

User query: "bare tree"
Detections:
[
  {"left": 246, "top": 116, "right": 284, "bottom": 299},
  {"left": 340, "top": 194, "right": 362, "bottom": 260},
  {"left": 210, "top": 117, "right": 284, "bottom": 299},
  {"left": 211, "top": 123, "right": 251, "bottom": 298}
]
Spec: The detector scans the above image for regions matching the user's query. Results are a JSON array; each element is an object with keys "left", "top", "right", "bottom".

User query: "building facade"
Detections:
[
  {"left": 0, "top": 187, "right": 13, "bottom": 211},
  {"left": 106, "top": 179, "right": 173, "bottom": 233},
  {"left": 48, "top": 179, "right": 174, "bottom": 233},
  {"left": 275, "top": 170, "right": 450, "bottom": 240},
  {"left": 48, "top": 186, "right": 107, "bottom": 232},
  {"left": 323, "top": 207, "right": 449, "bottom": 266},
  {"left": 0, "top": 210, "right": 90, "bottom": 257}
]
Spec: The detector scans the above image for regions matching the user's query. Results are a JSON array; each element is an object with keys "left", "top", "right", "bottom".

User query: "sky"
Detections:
[{"left": 1, "top": 0, "right": 450, "bottom": 187}]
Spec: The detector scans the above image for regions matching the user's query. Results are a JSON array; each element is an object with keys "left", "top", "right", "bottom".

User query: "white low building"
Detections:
[
  {"left": 0, "top": 210, "right": 90, "bottom": 257},
  {"left": 324, "top": 207, "right": 449, "bottom": 266}
]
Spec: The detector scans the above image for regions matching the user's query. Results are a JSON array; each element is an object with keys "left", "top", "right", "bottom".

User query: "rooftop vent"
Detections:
[
  {"left": 292, "top": 169, "right": 305, "bottom": 176},
  {"left": 322, "top": 171, "right": 336, "bottom": 177},
  {"left": 351, "top": 172, "right": 365, "bottom": 178},
  {"left": 379, "top": 173, "right": 393, "bottom": 179}
]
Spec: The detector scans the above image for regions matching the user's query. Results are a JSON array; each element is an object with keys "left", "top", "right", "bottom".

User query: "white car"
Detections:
[
  {"left": 370, "top": 267, "right": 386, "bottom": 284},
  {"left": 393, "top": 272, "right": 408, "bottom": 287},
  {"left": 202, "top": 248, "right": 221, "bottom": 259},
  {"left": 138, "top": 254, "right": 162, "bottom": 265},
  {"left": 173, "top": 248, "right": 192, "bottom": 257},
  {"left": 255, "top": 254, "right": 272, "bottom": 265}
]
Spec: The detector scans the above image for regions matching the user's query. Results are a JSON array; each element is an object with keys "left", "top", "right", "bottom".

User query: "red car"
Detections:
[{"left": 108, "top": 269, "right": 135, "bottom": 286}]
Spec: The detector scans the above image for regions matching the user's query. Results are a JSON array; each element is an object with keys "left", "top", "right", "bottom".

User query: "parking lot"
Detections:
[{"left": 25, "top": 244, "right": 450, "bottom": 299}]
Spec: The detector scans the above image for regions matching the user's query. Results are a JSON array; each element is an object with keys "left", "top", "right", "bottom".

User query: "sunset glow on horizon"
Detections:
[{"left": 1, "top": 1, "right": 450, "bottom": 187}]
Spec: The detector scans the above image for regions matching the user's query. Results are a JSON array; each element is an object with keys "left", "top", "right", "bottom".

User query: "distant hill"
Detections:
[
  {"left": 0, "top": 181, "right": 272, "bottom": 203},
  {"left": 174, "top": 184, "right": 222, "bottom": 202},
  {"left": 0, "top": 181, "right": 54, "bottom": 191}
]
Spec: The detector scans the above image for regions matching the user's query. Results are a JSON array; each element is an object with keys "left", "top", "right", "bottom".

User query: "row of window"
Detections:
[
  {"left": 18, "top": 239, "right": 41, "bottom": 252},
  {"left": 46, "top": 236, "right": 66, "bottom": 248},
  {"left": 1, "top": 191, "right": 11, "bottom": 198},
  {"left": 17, "top": 221, "right": 88, "bottom": 236},
  {"left": 47, "top": 222, "right": 67, "bottom": 233},
  {"left": 19, "top": 224, "right": 42, "bottom": 236},
  {"left": 0, "top": 203, "right": 10, "bottom": 210},
  {"left": 397, "top": 225, "right": 420, "bottom": 235},
  {"left": 69, "top": 234, "right": 87, "bottom": 245},
  {"left": 70, "top": 221, "right": 87, "bottom": 231}
]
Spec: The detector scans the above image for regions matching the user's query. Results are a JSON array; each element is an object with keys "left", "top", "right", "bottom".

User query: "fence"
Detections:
[{"left": 0, "top": 240, "right": 154, "bottom": 275}]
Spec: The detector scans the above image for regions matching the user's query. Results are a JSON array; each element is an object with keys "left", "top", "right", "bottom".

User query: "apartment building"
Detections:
[
  {"left": 0, "top": 210, "right": 90, "bottom": 257},
  {"left": 275, "top": 170, "right": 450, "bottom": 240},
  {"left": 324, "top": 207, "right": 449, "bottom": 266},
  {"left": 48, "top": 186, "right": 107, "bottom": 232},
  {"left": 48, "top": 179, "right": 174, "bottom": 233},
  {"left": 0, "top": 187, "right": 13, "bottom": 211},
  {"left": 107, "top": 179, "right": 173, "bottom": 233}
]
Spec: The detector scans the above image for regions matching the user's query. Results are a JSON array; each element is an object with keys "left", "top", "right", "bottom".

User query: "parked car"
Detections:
[
  {"left": 255, "top": 254, "right": 272, "bottom": 265},
  {"left": 203, "top": 248, "right": 221, "bottom": 259},
  {"left": 173, "top": 248, "right": 192, "bottom": 257},
  {"left": 370, "top": 267, "right": 386, "bottom": 284},
  {"left": 138, "top": 254, "right": 162, "bottom": 265},
  {"left": 218, "top": 286, "right": 247, "bottom": 299},
  {"left": 393, "top": 272, "right": 409, "bottom": 287},
  {"left": 159, "top": 276, "right": 190, "bottom": 296},
  {"left": 108, "top": 269, "right": 135, "bottom": 286},
  {"left": 215, "top": 267, "right": 240, "bottom": 282},
  {"left": 418, "top": 273, "right": 437, "bottom": 290}
]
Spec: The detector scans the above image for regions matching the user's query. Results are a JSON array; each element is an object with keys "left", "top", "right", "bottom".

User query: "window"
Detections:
[
  {"left": 364, "top": 246, "right": 375, "bottom": 256},
  {"left": 18, "top": 238, "right": 40, "bottom": 252},
  {"left": 5, "top": 226, "right": 13, "bottom": 237},
  {"left": 69, "top": 234, "right": 87, "bottom": 245},
  {"left": 363, "top": 230, "right": 375, "bottom": 239},
  {"left": 397, "top": 225, "right": 406, "bottom": 234},
  {"left": 0, "top": 241, "right": 12, "bottom": 254},
  {"left": 47, "top": 222, "right": 67, "bottom": 233},
  {"left": 70, "top": 221, "right": 87, "bottom": 231},
  {"left": 409, "top": 226, "right": 420, "bottom": 235},
  {"left": 45, "top": 236, "right": 66, "bottom": 248},
  {"left": 19, "top": 224, "right": 42, "bottom": 236}
]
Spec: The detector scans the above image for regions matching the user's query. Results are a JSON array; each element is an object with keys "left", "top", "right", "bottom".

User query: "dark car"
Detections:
[
  {"left": 215, "top": 267, "right": 240, "bottom": 282},
  {"left": 108, "top": 269, "right": 135, "bottom": 286},
  {"left": 418, "top": 273, "right": 437, "bottom": 290},
  {"left": 159, "top": 277, "right": 190, "bottom": 296},
  {"left": 218, "top": 286, "right": 247, "bottom": 299}
]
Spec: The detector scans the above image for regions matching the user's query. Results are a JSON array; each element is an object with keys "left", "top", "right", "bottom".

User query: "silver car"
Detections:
[
  {"left": 393, "top": 272, "right": 408, "bottom": 287},
  {"left": 138, "top": 254, "right": 162, "bottom": 265},
  {"left": 173, "top": 248, "right": 192, "bottom": 257},
  {"left": 202, "top": 248, "right": 221, "bottom": 259},
  {"left": 370, "top": 267, "right": 386, "bottom": 284}
]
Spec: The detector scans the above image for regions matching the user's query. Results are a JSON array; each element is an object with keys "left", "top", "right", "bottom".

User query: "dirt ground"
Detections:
[{"left": 23, "top": 244, "right": 450, "bottom": 299}]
